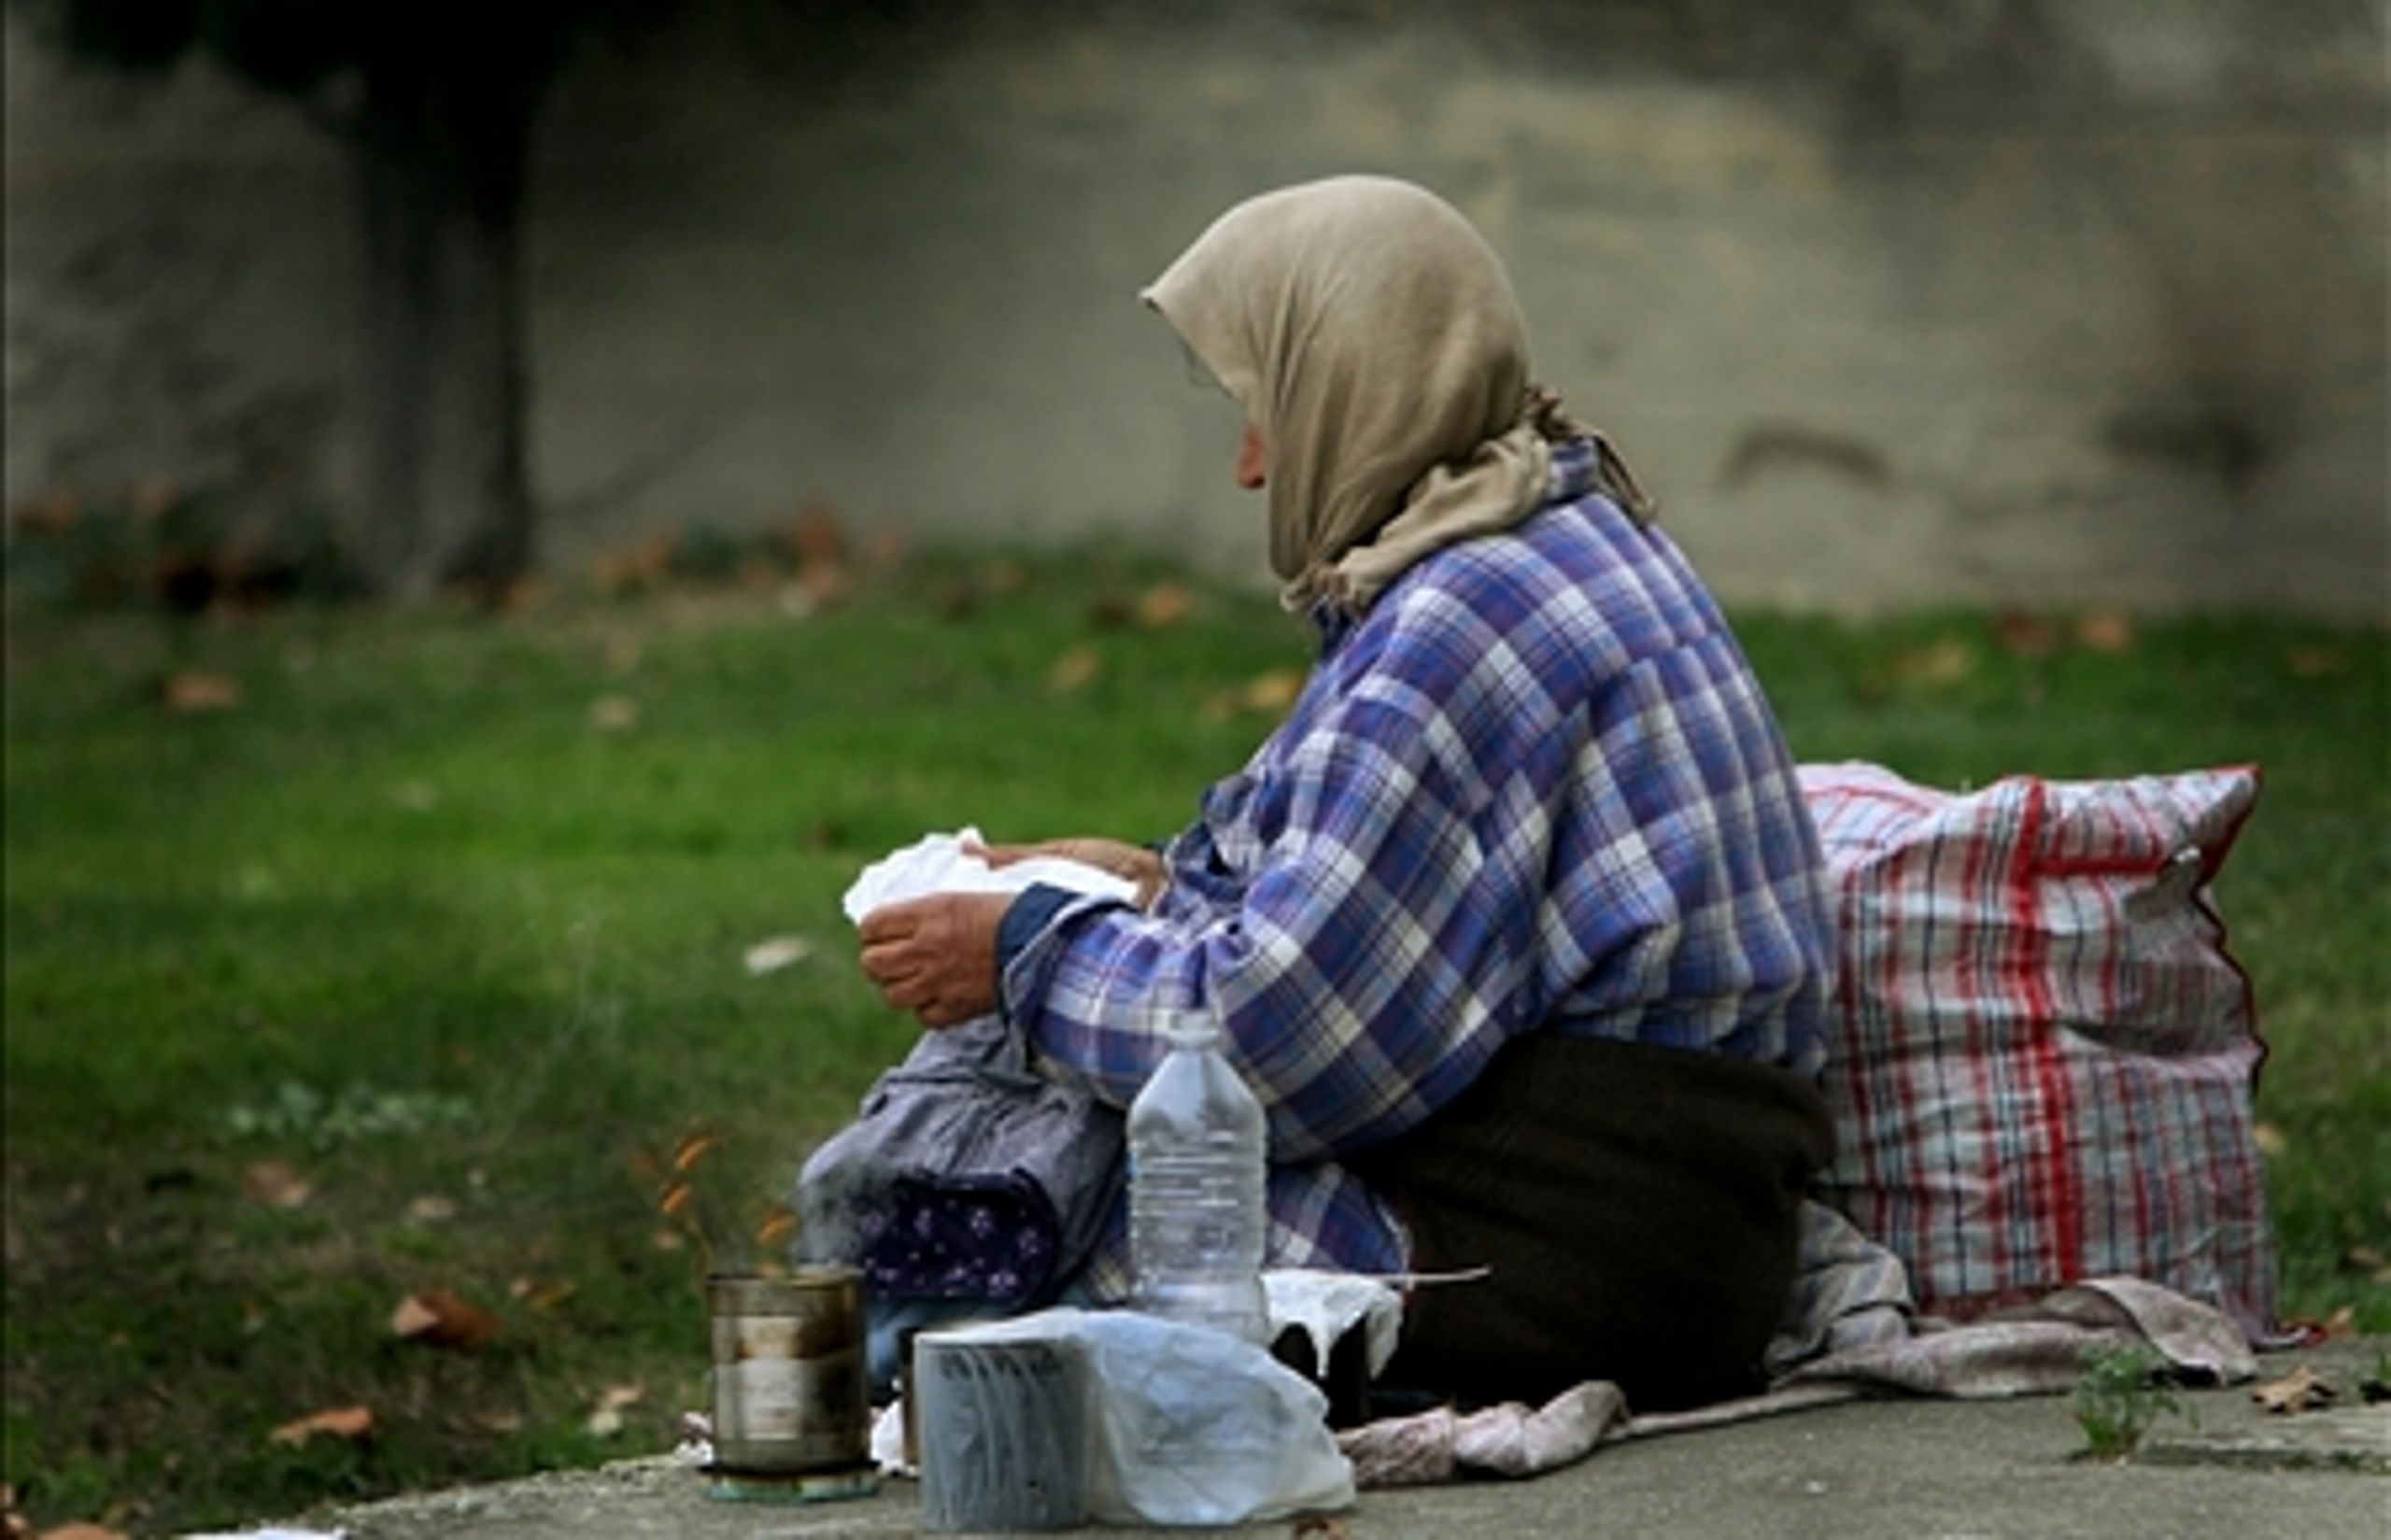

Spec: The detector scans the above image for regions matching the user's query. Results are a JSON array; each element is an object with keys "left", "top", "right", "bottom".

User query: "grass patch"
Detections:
[{"left": 5, "top": 554, "right": 2385, "bottom": 1533}]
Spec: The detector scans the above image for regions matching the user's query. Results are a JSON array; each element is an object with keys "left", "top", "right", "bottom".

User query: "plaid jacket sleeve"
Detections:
[{"left": 998, "top": 482, "right": 1832, "bottom": 1171}]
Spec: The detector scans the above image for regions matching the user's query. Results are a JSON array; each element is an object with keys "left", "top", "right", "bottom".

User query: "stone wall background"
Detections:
[{"left": 7, "top": 0, "right": 2384, "bottom": 616}]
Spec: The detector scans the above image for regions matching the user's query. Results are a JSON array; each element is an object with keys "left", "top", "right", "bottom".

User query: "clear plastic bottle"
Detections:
[{"left": 1126, "top": 1011, "right": 1268, "bottom": 1346}]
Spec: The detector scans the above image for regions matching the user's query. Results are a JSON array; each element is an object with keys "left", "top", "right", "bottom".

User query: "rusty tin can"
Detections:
[{"left": 706, "top": 1267, "right": 870, "bottom": 1476}]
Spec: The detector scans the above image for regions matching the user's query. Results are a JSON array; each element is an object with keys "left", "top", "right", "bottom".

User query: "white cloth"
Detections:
[{"left": 841, "top": 827, "right": 1136, "bottom": 925}]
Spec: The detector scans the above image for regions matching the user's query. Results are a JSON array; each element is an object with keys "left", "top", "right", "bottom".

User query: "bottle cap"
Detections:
[{"left": 1158, "top": 1012, "right": 1221, "bottom": 1049}]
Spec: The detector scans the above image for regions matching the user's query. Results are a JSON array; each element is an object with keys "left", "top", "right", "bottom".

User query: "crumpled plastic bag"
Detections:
[
  {"left": 842, "top": 827, "right": 1137, "bottom": 925},
  {"left": 1263, "top": 1268, "right": 1403, "bottom": 1378},
  {"left": 914, "top": 1307, "right": 1355, "bottom": 1529}
]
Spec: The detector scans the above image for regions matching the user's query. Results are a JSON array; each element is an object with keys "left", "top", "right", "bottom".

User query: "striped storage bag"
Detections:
[{"left": 1797, "top": 761, "right": 2280, "bottom": 1343}]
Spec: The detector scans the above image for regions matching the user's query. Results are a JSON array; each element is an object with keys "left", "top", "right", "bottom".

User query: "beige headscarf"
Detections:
[{"left": 1143, "top": 175, "right": 1653, "bottom": 616}]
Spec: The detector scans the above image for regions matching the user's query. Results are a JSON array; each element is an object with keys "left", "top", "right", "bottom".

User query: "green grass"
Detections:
[{"left": 5, "top": 553, "right": 2385, "bottom": 1534}]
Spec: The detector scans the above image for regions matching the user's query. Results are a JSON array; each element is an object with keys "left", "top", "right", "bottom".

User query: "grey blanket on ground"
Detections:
[{"left": 1337, "top": 1217, "right": 2259, "bottom": 1488}]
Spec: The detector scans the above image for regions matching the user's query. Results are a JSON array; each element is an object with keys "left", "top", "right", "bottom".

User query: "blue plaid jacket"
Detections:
[{"left": 997, "top": 440, "right": 1835, "bottom": 1297}]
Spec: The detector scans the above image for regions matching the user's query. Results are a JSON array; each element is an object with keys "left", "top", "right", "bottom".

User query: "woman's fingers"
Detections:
[{"left": 854, "top": 892, "right": 1010, "bottom": 1030}]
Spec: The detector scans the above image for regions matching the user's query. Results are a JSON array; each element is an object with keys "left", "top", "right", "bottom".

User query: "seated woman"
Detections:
[{"left": 828, "top": 175, "right": 1837, "bottom": 1415}]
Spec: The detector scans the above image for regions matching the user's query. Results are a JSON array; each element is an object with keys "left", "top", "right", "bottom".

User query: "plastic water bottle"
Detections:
[{"left": 1127, "top": 1010, "right": 1268, "bottom": 1345}]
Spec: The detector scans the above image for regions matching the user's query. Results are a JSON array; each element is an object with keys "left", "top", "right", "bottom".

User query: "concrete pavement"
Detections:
[{"left": 318, "top": 1339, "right": 2386, "bottom": 1540}]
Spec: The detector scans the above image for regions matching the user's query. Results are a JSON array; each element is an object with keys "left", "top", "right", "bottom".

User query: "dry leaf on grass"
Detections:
[
  {"left": 1135, "top": 583, "right": 1196, "bottom": 629},
  {"left": 742, "top": 937, "right": 813, "bottom": 976},
  {"left": 587, "top": 694, "right": 641, "bottom": 735},
  {"left": 788, "top": 502, "right": 848, "bottom": 571},
  {"left": 1992, "top": 610, "right": 2065, "bottom": 659},
  {"left": 587, "top": 1383, "right": 645, "bottom": 1438},
  {"left": 2251, "top": 1366, "right": 2339, "bottom": 1414},
  {"left": 389, "top": 1289, "right": 500, "bottom": 1350},
  {"left": 2074, "top": 612, "right": 2136, "bottom": 653},
  {"left": 672, "top": 1129, "right": 722, "bottom": 1172},
  {"left": 241, "top": 1160, "right": 312, "bottom": 1209},
  {"left": 2285, "top": 644, "right": 2346, "bottom": 678},
  {"left": 159, "top": 671, "right": 242, "bottom": 713},
  {"left": 2252, "top": 1122, "right": 2287, "bottom": 1157},
  {"left": 406, "top": 1194, "right": 459, "bottom": 1224},
  {"left": 1895, "top": 637, "right": 1977, "bottom": 688},
  {"left": 267, "top": 1404, "right": 375, "bottom": 1448},
  {"left": 755, "top": 1206, "right": 799, "bottom": 1249},
  {"left": 1047, "top": 647, "right": 1103, "bottom": 694},
  {"left": 508, "top": 1277, "right": 578, "bottom": 1311}
]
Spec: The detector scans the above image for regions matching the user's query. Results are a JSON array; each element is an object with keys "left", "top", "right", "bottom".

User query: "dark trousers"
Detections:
[{"left": 1347, "top": 1033, "right": 1833, "bottom": 1413}]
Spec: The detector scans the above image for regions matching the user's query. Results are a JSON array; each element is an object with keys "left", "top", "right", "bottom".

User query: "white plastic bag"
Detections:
[
  {"left": 914, "top": 1307, "right": 1355, "bottom": 1529},
  {"left": 842, "top": 827, "right": 1136, "bottom": 925}
]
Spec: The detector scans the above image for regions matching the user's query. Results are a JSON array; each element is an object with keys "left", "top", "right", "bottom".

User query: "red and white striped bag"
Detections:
[{"left": 1797, "top": 761, "right": 2280, "bottom": 1343}]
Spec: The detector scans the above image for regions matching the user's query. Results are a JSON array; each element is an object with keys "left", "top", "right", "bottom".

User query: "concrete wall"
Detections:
[{"left": 7, "top": 0, "right": 2385, "bottom": 617}]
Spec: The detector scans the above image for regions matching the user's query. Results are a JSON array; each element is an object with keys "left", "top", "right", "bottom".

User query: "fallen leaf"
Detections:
[
  {"left": 2074, "top": 612, "right": 2136, "bottom": 653},
  {"left": 1992, "top": 610, "right": 2064, "bottom": 659},
  {"left": 586, "top": 1381, "right": 645, "bottom": 1438},
  {"left": 787, "top": 502, "right": 848, "bottom": 571},
  {"left": 743, "top": 937, "right": 813, "bottom": 976},
  {"left": 795, "top": 559, "right": 850, "bottom": 609},
  {"left": 2319, "top": 1305, "right": 2357, "bottom": 1338},
  {"left": 672, "top": 1130, "right": 723, "bottom": 1173},
  {"left": 242, "top": 1160, "right": 312, "bottom": 1209},
  {"left": 2285, "top": 644, "right": 2346, "bottom": 678},
  {"left": 650, "top": 1227, "right": 687, "bottom": 1252},
  {"left": 658, "top": 1182, "right": 696, "bottom": 1219},
  {"left": 625, "top": 532, "right": 677, "bottom": 588},
  {"left": 1047, "top": 646, "right": 1103, "bottom": 694},
  {"left": 1895, "top": 637, "right": 1977, "bottom": 687},
  {"left": 389, "top": 1289, "right": 500, "bottom": 1351},
  {"left": 2252, "top": 1122, "right": 2287, "bottom": 1157},
  {"left": 2252, "top": 1366, "right": 2338, "bottom": 1414},
  {"left": 406, "top": 1194, "right": 459, "bottom": 1224},
  {"left": 478, "top": 1409, "right": 526, "bottom": 1434},
  {"left": 755, "top": 1206, "right": 799, "bottom": 1249},
  {"left": 1135, "top": 583, "right": 1196, "bottom": 630},
  {"left": 507, "top": 1277, "right": 577, "bottom": 1311},
  {"left": 1238, "top": 669, "right": 1305, "bottom": 714},
  {"left": 160, "top": 671, "right": 242, "bottom": 713},
  {"left": 267, "top": 1404, "right": 375, "bottom": 1447},
  {"left": 587, "top": 694, "right": 641, "bottom": 734}
]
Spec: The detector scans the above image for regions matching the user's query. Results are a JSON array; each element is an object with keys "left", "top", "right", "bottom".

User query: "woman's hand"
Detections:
[
  {"left": 969, "top": 835, "right": 1167, "bottom": 909},
  {"left": 857, "top": 892, "right": 1013, "bottom": 1029}
]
